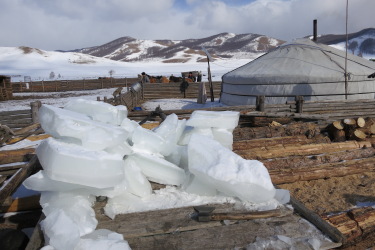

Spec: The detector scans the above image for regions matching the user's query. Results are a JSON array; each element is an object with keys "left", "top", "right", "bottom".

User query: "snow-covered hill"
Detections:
[
  {"left": 72, "top": 32, "right": 284, "bottom": 63},
  {"left": 2, "top": 29, "right": 375, "bottom": 82},
  {"left": 0, "top": 46, "right": 251, "bottom": 82}
]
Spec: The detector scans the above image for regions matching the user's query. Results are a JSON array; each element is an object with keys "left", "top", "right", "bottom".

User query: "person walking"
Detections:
[{"left": 141, "top": 72, "right": 150, "bottom": 83}]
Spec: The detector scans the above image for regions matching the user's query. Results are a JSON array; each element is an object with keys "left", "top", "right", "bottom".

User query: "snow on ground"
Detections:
[
  {"left": 141, "top": 98, "right": 227, "bottom": 111},
  {"left": 0, "top": 88, "right": 121, "bottom": 111},
  {"left": 0, "top": 46, "right": 251, "bottom": 82}
]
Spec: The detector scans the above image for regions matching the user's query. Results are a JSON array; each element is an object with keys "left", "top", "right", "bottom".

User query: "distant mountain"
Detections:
[
  {"left": 71, "top": 33, "right": 285, "bottom": 63},
  {"left": 313, "top": 28, "right": 375, "bottom": 57}
]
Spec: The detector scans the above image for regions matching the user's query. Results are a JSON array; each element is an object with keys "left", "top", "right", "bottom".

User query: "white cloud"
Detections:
[{"left": 0, "top": 0, "right": 374, "bottom": 50}]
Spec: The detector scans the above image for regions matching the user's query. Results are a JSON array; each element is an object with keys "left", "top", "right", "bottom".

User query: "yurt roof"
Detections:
[{"left": 222, "top": 38, "right": 375, "bottom": 85}]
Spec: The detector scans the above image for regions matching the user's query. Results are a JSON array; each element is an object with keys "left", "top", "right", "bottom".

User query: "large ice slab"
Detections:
[
  {"left": 188, "top": 134, "right": 276, "bottom": 203},
  {"left": 37, "top": 138, "right": 124, "bottom": 188},
  {"left": 39, "top": 104, "right": 129, "bottom": 151},
  {"left": 186, "top": 110, "right": 240, "bottom": 129},
  {"left": 64, "top": 99, "right": 128, "bottom": 126},
  {"left": 23, "top": 170, "right": 129, "bottom": 198},
  {"left": 126, "top": 153, "right": 186, "bottom": 186}
]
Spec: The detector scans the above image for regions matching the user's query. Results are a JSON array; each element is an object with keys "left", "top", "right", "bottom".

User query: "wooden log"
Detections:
[
  {"left": 263, "top": 147, "right": 375, "bottom": 171},
  {"left": 289, "top": 196, "right": 344, "bottom": 243},
  {"left": 30, "top": 101, "right": 41, "bottom": 124},
  {"left": 238, "top": 116, "right": 292, "bottom": 127},
  {"left": 327, "top": 121, "right": 346, "bottom": 142},
  {"left": 322, "top": 212, "right": 361, "bottom": 242},
  {"left": 13, "top": 123, "right": 41, "bottom": 136},
  {"left": 357, "top": 117, "right": 366, "bottom": 128},
  {"left": 348, "top": 207, "right": 375, "bottom": 236},
  {"left": 333, "top": 120, "right": 344, "bottom": 130},
  {"left": 233, "top": 122, "right": 321, "bottom": 141},
  {"left": 0, "top": 148, "right": 35, "bottom": 165},
  {"left": 236, "top": 140, "right": 372, "bottom": 160},
  {"left": 232, "top": 135, "right": 330, "bottom": 151},
  {"left": 269, "top": 157, "right": 375, "bottom": 184},
  {"left": 358, "top": 118, "right": 375, "bottom": 135},
  {"left": 352, "top": 129, "right": 367, "bottom": 141}
]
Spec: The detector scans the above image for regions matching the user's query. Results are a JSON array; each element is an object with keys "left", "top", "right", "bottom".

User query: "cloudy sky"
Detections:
[{"left": 0, "top": 0, "right": 374, "bottom": 51}]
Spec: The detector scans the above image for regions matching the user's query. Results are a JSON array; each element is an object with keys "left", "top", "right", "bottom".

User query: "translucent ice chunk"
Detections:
[
  {"left": 212, "top": 128, "right": 234, "bottom": 150},
  {"left": 104, "top": 141, "right": 133, "bottom": 157},
  {"left": 123, "top": 157, "right": 152, "bottom": 197},
  {"left": 127, "top": 153, "right": 186, "bottom": 186},
  {"left": 40, "top": 209, "right": 81, "bottom": 250},
  {"left": 274, "top": 189, "right": 290, "bottom": 204},
  {"left": 64, "top": 99, "right": 128, "bottom": 126},
  {"left": 76, "top": 229, "right": 131, "bottom": 250},
  {"left": 37, "top": 138, "right": 124, "bottom": 188},
  {"left": 188, "top": 134, "right": 276, "bottom": 203},
  {"left": 186, "top": 110, "right": 240, "bottom": 129},
  {"left": 178, "top": 126, "right": 213, "bottom": 146},
  {"left": 39, "top": 104, "right": 129, "bottom": 151},
  {"left": 181, "top": 174, "right": 218, "bottom": 196},
  {"left": 40, "top": 191, "right": 97, "bottom": 236},
  {"left": 131, "top": 126, "right": 166, "bottom": 154},
  {"left": 120, "top": 118, "right": 140, "bottom": 137},
  {"left": 153, "top": 114, "right": 187, "bottom": 156}
]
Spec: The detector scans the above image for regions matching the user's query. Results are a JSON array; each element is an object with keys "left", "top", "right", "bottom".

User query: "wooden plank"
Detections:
[
  {"left": 0, "top": 155, "right": 41, "bottom": 204},
  {"left": 0, "top": 195, "right": 41, "bottom": 213},
  {"left": 0, "top": 148, "right": 35, "bottom": 165}
]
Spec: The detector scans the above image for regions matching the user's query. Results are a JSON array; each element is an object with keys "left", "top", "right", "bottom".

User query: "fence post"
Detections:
[
  {"left": 42, "top": 80, "right": 45, "bottom": 92},
  {"left": 295, "top": 95, "right": 304, "bottom": 113},
  {"left": 256, "top": 95, "right": 265, "bottom": 112},
  {"left": 30, "top": 100, "right": 42, "bottom": 123}
]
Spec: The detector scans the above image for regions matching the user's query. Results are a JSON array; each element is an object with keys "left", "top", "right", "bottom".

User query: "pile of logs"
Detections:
[
  {"left": 327, "top": 117, "right": 375, "bottom": 142},
  {"left": 233, "top": 119, "right": 375, "bottom": 248}
]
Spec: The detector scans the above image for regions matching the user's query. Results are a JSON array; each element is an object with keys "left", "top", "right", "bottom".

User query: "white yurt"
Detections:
[{"left": 220, "top": 38, "right": 375, "bottom": 106}]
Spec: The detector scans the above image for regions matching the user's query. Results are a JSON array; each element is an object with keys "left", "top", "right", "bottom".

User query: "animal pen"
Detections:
[{"left": 0, "top": 81, "right": 375, "bottom": 249}]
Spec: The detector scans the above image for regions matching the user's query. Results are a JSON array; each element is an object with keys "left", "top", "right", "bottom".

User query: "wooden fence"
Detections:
[
  {"left": 0, "top": 102, "right": 40, "bottom": 130},
  {"left": 142, "top": 81, "right": 222, "bottom": 99},
  {"left": 11, "top": 77, "right": 139, "bottom": 93}
]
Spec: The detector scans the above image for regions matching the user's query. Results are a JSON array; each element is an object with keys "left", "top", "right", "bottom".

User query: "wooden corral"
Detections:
[
  {"left": 11, "top": 77, "right": 139, "bottom": 93},
  {"left": 142, "top": 82, "right": 221, "bottom": 100},
  {"left": 0, "top": 75, "right": 13, "bottom": 101}
]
